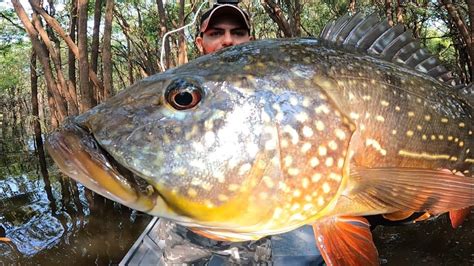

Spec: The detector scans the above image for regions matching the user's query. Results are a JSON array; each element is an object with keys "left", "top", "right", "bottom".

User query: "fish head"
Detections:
[{"left": 46, "top": 51, "right": 285, "bottom": 231}]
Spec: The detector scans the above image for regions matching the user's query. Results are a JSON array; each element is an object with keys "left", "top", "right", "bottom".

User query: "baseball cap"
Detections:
[{"left": 198, "top": 4, "right": 251, "bottom": 35}]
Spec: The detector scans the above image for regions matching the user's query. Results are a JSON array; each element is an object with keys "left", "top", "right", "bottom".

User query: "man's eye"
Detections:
[
  {"left": 232, "top": 30, "right": 247, "bottom": 37},
  {"left": 208, "top": 31, "right": 223, "bottom": 37}
]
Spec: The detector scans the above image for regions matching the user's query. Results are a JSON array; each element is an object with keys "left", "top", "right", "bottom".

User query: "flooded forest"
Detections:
[{"left": 0, "top": 0, "right": 473, "bottom": 264}]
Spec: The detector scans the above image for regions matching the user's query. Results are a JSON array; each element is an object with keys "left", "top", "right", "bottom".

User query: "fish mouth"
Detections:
[{"left": 45, "top": 122, "right": 158, "bottom": 212}]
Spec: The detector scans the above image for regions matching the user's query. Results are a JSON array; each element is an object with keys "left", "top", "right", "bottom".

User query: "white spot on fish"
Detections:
[
  {"left": 328, "top": 141, "right": 338, "bottom": 150},
  {"left": 296, "top": 112, "right": 309, "bottom": 122},
  {"left": 284, "top": 156, "right": 293, "bottom": 167},
  {"left": 288, "top": 168, "right": 300, "bottom": 176},
  {"left": 315, "top": 121, "right": 325, "bottom": 131},
  {"left": 302, "top": 98, "right": 311, "bottom": 107},
  {"left": 301, "top": 142, "right": 312, "bottom": 153},
  {"left": 376, "top": 115, "right": 385, "bottom": 122},
  {"left": 335, "top": 129, "right": 346, "bottom": 140},
  {"left": 310, "top": 157, "right": 320, "bottom": 167},
  {"left": 322, "top": 183, "right": 331, "bottom": 193},
  {"left": 302, "top": 126, "right": 314, "bottom": 138},
  {"left": 272, "top": 208, "right": 283, "bottom": 219},
  {"left": 312, "top": 173, "right": 322, "bottom": 182},
  {"left": 187, "top": 188, "right": 197, "bottom": 197},
  {"left": 238, "top": 163, "right": 252, "bottom": 176},
  {"left": 262, "top": 176, "right": 274, "bottom": 188},
  {"left": 315, "top": 105, "right": 330, "bottom": 114},
  {"left": 218, "top": 194, "right": 229, "bottom": 202},
  {"left": 291, "top": 203, "right": 301, "bottom": 211},
  {"left": 290, "top": 97, "right": 299, "bottom": 106},
  {"left": 337, "top": 158, "right": 344, "bottom": 169},
  {"left": 302, "top": 178, "right": 310, "bottom": 189},
  {"left": 350, "top": 112, "right": 360, "bottom": 120},
  {"left": 293, "top": 189, "right": 302, "bottom": 197},
  {"left": 318, "top": 146, "right": 327, "bottom": 156},
  {"left": 289, "top": 213, "right": 306, "bottom": 222},
  {"left": 213, "top": 171, "right": 225, "bottom": 183},
  {"left": 325, "top": 157, "right": 334, "bottom": 167}
]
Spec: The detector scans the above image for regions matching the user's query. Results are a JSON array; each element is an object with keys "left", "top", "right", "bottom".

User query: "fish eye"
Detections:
[{"left": 165, "top": 80, "right": 203, "bottom": 110}]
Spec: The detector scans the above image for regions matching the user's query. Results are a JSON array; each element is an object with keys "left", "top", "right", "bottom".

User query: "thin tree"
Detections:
[
  {"left": 30, "top": 50, "right": 56, "bottom": 212},
  {"left": 102, "top": 0, "right": 114, "bottom": 98}
]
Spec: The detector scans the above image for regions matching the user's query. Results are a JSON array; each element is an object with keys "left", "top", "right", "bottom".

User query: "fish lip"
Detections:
[{"left": 45, "top": 121, "right": 158, "bottom": 212}]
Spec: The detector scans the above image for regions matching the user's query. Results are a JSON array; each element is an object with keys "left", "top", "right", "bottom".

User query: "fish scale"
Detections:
[{"left": 46, "top": 13, "right": 473, "bottom": 265}]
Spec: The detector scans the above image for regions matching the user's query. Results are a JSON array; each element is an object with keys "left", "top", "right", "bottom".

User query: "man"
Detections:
[{"left": 195, "top": 3, "right": 253, "bottom": 55}]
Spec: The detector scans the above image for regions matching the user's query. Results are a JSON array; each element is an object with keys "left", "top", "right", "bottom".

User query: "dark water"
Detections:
[
  {"left": 373, "top": 211, "right": 474, "bottom": 265},
  {"left": 0, "top": 137, "right": 151, "bottom": 265}
]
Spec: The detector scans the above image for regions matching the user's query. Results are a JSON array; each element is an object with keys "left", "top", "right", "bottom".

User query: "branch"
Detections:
[{"left": 0, "top": 11, "right": 26, "bottom": 32}]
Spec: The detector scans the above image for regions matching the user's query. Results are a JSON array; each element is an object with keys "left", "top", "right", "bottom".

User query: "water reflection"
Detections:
[{"left": 0, "top": 137, "right": 151, "bottom": 264}]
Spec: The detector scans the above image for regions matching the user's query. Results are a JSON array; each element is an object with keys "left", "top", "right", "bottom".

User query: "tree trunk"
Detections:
[
  {"left": 91, "top": 0, "right": 103, "bottom": 75},
  {"left": 30, "top": 50, "right": 56, "bottom": 210},
  {"left": 127, "top": 38, "right": 134, "bottom": 85},
  {"left": 91, "top": 0, "right": 103, "bottom": 103},
  {"left": 103, "top": 0, "right": 114, "bottom": 97},
  {"left": 29, "top": 0, "right": 104, "bottom": 96},
  {"left": 177, "top": 0, "right": 187, "bottom": 65},
  {"left": 156, "top": 0, "right": 171, "bottom": 70},
  {"left": 68, "top": 0, "right": 79, "bottom": 109},
  {"left": 12, "top": 0, "right": 68, "bottom": 124},
  {"left": 31, "top": 7, "right": 79, "bottom": 115},
  {"left": 349, "top": 0, "right": 356, "bottom": 13},
  {"left": 261, "top": 0, "right": 293, "bottom": 37},
  {"left": 396, "top": 0, "right": 404, "bottom": 24},
  {"left": 385, "top": 0, "right": 393, "bottom": 26},
  {"left": 467, "top": 0, "right": 474, "bottom": 81},
  {"left": 441, "top": 0, "right": 473, "bottom": 82},
  {"left": 78, "top": 0, "right": 94, "bottom": 111}
]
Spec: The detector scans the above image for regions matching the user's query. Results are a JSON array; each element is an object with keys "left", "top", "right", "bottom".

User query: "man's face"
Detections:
[{"left": 196, "top": 16, "right": 252, "bottom": 55}]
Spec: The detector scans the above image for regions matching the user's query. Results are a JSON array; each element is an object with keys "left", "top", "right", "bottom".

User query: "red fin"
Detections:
[
  {"left": 312, "top": 216, "right": 378, "bottom": 266},
  {"left": 382, "top": 211, "right": 414, "bottom": 221},
  {"left": 450, "top": 207, "right": 471, "bottom": 228},
  {"left": 189, "top": 228, "right": 232, "bottom": 241}
]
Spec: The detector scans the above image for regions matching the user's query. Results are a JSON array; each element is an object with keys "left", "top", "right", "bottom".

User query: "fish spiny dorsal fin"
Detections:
[{"left": 320, "top": 12, "right": 460, "bottom": 86}]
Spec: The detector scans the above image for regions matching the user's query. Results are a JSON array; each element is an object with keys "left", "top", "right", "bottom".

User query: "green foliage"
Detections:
[{"left": 0, "top": 41, "right": 30, "bottom": 95}]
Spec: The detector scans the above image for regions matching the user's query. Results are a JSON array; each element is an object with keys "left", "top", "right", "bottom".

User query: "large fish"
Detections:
[{"left": 46, "top": 13, "right": 473, "bottom": 265}]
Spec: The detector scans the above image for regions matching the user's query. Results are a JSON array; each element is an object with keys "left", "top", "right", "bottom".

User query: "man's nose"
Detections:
[{"left": 221, "top": 32, "right": 234, "bottom": 47}]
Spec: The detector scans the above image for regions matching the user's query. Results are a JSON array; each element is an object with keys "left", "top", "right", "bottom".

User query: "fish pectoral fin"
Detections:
[
  {"left": 347, "top": 167, "right": 474, "bottom": 214},
  {"left": 0, "top": 237, "right": 11, "bottom": 242},
  {"left": 312, "top": 216, "right": 379, "bottom": 266},
  {"left": 449, "top": 207, "right": 471, "bottom": 228}
]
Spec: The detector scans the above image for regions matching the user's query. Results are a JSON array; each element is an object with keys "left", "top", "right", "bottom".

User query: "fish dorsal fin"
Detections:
[{"left": 320, "top": 12, "right": 459, "bottom": 86}]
